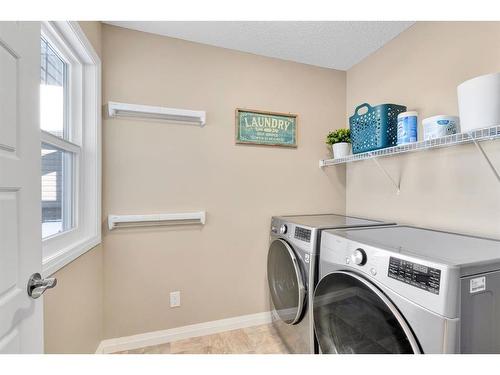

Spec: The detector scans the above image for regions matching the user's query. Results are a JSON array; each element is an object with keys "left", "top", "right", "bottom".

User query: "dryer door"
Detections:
[
  {"left": 267, "top": 239, "right": 306, "bottom": 325},
  {"left": 313, "top": 271, "right": 421, "bottom": 354}
]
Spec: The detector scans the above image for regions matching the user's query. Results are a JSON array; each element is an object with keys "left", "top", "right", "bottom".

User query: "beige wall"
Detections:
[
  {"left": 43, "top": 21, "right": 104, "bottom": 354},
  {"left": 101, "top": 25, "right": 346, "bottom": 338},
  {"left": 44, "top": 244, "right": 104, "bottom": 353},
  {"left": 346, "top": 21, "right": 500, "bottom": 238}
]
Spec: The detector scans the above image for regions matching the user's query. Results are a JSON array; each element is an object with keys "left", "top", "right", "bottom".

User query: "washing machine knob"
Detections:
[
  {"left": 279, "top": 224, "right": 288, "bottom": 234},
  {"left": 351, "top": 248, "right": 367, "bottom": 266}
]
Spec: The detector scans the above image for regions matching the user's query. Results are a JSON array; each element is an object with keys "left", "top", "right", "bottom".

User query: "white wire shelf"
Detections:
[{"left": 320, "top": 125, "right": 500, "bottom": 167}]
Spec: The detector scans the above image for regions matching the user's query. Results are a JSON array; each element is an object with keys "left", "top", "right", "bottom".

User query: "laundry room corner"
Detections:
[{"left": 100, "top": 24, "right": 347, "bottom": 340}]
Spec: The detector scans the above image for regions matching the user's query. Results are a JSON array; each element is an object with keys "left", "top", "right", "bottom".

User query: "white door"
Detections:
[{"left": 0, "top": 21, "right": 44, "bottom": 353}]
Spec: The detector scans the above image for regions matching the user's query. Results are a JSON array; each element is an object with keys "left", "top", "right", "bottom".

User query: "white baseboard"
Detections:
[
  {"left": 95, "top": 311, "right": 273, "bottom": 354},
  {"left": 95, "top": 341, "right": 105, "bottom": 354}
]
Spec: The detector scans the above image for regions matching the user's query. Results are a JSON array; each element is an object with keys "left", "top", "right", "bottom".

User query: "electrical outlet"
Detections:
[{"left": 170, "top": 291, "right": 181, "bottom": 308}]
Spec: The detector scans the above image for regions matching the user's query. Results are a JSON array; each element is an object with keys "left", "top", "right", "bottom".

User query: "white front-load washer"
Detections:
[
  {"left": 267, "top": 214, "right": 394, "bottom": 354},
  {"left": 314, "top": 225, "right": 500, "bottom": 353}
]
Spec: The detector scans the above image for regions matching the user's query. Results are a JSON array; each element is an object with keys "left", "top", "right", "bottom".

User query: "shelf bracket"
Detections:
[
  {"left": 371, "top": 155, "right": 401, "bottom": 195},
  {"left": 471, "top": 137, "right": 500, "bottom": 182}
]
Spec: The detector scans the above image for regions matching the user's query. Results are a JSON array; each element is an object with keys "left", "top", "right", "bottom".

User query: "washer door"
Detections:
[
  {"left": 267, "top": 239, "right": 306, "bottom": 325},
  {"left": 313, "top": 271, "right": 421, "bottom": 354}
]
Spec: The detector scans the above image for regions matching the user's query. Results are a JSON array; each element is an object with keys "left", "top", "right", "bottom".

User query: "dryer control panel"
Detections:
[
  {"left": 294, "top": 226, "right": 311, "bottom": 243},
  {"left": 388, "top": 257, "right": 441, "bottom": 295}
]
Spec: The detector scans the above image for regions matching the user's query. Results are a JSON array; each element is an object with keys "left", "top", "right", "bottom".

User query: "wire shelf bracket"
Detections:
[
  {"left": 471, "top": 137, "right": 500, "bottom": 182},
  {"left": 371, "top": 155, "right": 401, "bottom": 194}
]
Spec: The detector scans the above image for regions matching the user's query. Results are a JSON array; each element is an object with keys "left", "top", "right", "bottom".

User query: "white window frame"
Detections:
[{"left": 41, "top": 21, "right": 101, "bottom": 277}]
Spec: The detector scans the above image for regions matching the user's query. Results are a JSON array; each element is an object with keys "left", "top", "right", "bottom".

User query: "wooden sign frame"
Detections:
[{"left": 235, "top": 108, "right": 298, "bottom": 148}]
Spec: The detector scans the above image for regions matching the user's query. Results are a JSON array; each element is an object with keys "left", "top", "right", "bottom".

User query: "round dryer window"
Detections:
[
  {"left": 313, "top": 271, "right": 421, "bottom": 354},
  {"left": 267, "top": 239, "right": 306, "bottom": 325}
]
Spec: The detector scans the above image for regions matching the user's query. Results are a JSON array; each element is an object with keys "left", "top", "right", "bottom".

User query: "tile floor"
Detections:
[{"left": 113, "top": 323, "right": 289, "bottom": 354}]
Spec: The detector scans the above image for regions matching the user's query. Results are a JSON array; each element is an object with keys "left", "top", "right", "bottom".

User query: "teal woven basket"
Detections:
[{"left": 349, "top": 103, "right": 407, "bottom": 154}]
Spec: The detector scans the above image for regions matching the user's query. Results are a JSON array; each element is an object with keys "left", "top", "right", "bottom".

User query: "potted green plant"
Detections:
[{"left": 326, "top": 128, "right": 351, "bottom": 158}]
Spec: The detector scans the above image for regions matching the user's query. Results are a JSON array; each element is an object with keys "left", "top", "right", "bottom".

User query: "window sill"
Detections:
[{"left": 42, "top": 234, "right": 101, "bottom": 277}]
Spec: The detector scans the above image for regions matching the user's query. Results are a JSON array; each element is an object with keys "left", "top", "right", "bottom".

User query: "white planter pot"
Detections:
[
  {"left": 458, "top": 72, "right": 500, "bottom": 132},
  {"left": 332, "top": 142, "right": 351, "bottom": 159}
]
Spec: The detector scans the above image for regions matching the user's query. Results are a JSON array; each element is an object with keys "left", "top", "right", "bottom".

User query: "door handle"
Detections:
[{"left": 27, "top": 273, "right": 57, "bottom": 299}]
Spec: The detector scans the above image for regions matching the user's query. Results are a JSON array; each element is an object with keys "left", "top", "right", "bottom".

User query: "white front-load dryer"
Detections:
[
  {"left": 314, "top": 225, "right": 500, "bottom": 354},
  {"left": 267, "top": 214, "right": 394, "bottom": 354}
]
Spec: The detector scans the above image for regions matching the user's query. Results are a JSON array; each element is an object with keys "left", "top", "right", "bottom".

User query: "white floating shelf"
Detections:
[
  {"left": 320, "top": 125, "right": 500, "bottom": 167},
  {"left": 107, "top": 101, "right": 206, "bottom": 127},
  {"left": 108, "top": 211, "right": 206, "bottom": 230}
]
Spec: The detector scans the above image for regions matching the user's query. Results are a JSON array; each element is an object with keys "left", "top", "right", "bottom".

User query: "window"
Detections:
[
  {"left": 41, "top": 143, "right": 74, "bottom": 238},
  {"left": 40, "top": 37, "right": 74, "bottom": 239},
  {"left": 40, "top": 22, "right": 101, "bottom": 276},
  {"left": 40, "top": 37, "right": 67, "bottom": 138}
]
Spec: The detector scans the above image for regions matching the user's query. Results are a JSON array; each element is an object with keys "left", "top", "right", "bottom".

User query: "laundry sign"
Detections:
[{"left": 235, "top": 109, "right": 298, "bottom": 147}]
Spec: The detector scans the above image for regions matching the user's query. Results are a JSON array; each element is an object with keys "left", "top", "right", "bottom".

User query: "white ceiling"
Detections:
[{"left": 104, "top": 21, "right": 414, "bottom": 70}]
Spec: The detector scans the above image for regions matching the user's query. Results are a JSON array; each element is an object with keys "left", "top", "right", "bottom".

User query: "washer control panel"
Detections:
[{"left": 388, "top": 257, "right": 441, "bottom": 295}]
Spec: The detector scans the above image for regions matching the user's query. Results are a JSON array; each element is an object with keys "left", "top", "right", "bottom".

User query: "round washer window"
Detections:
[
  {"left": 267, "top": 239, "right": 305, "bottom": 325},
  {"left": 313, "top": 272, "right": 420, "bottom": 354}
]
